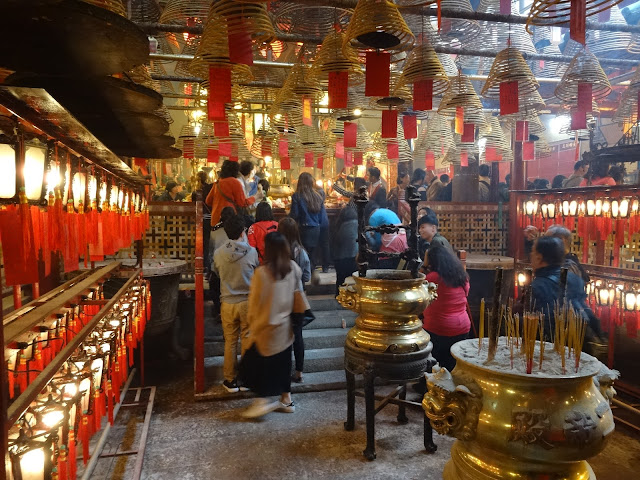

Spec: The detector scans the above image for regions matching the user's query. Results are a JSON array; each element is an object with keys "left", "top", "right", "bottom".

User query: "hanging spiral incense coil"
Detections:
[
  {"left": 535, "top": 137, "right": 551, "bottom": 159},
  {"left": 298, "top": 125, "right": 329, "bottom": 154},
  {"left": 526, "top": 0, "right": 623, "bottom": 31},
  {"left": 555, "top": 37, "right": 587, "bottom": 77},
  {"left": 397, "top": 42, "right": 450, "bottom": 94},
  {"left": 438, "top": 52, "right": 459, "bottom": 77},
  {"left": 129, "top": 0, "right": 161, "bottom": 22},
  {"left": 309, "top": 31, "right": 365, "bottom": 86},
  {"left": 124, "top": 65, "right": 162, "bottom": 93},
  {"left": 413, "top": 113, "right": 456, "bottom": 163},
  {"left": 159, "top": 0, "right": 210, "bottom": 25},
  {"left": 588, "top": 5, "right": 632, "bottom": 59},
  {"left": 368, "top": 71, "right": 413, "bottom": 110},
  {"left": 332, "top": 121, "right": 374, "bottom": 152},
  {"left": 554, "top": 50, "right": 611, "bottom": 103},
  {"left": 480, "top": 114, "right": 511, "bottom": 155},
  {"left": 344, "top": 0, "right": 415, "bottom": 52},
  {"left": 559, "top": 102, "right": 600, "bottom": 135},
  {"left": 155, "top": 105, "right": 174, "bottom": 125},
  {"left": 332, "top": 85, "right": 369, "bottom": 121},
  {"left": 438, "top": 74, "right": 486, "bottom": 127},
  {"left": 500, "top": 89, "right": 546, "bottom": 124},
  {"left": 82, "top": 0, "right": 127, "bottom": 16},
  {"left": 481, "top": 47, "right": 540, "bottom": 101},
  {"left": 148, "top": 62, "right": 176, "bottom": 94},
  {"left": 210, "top": 0, "right": 276, "bottom": 46},
  {"left": 455, "top": 25, "right": 497, "bottom": 75},
  {"left": 287, "top": 63, "right": 324, "bottom": 102},
  {"left": 371, "top": 130, "right": 413, "bottom": 162},
  {"left": 175, "top": 37, "right": 201, "bottom": 77},
  {"left": 250, "top": 127, "right": 278, "bottom": 157},
  {"left": 272, "top": 3, "right": 352, "bottom": 38},
  {"left": 188, "top": 13, "right": 254, "bottom": 85},
  {"left": 612, "top": 69, "right": 640, "bottom": 125},
  {"left": 432, "top": 0, "right": 482, "bottom": 49},
  {"left": 502, "top": 111, "right": 546, "bottom": 135}
]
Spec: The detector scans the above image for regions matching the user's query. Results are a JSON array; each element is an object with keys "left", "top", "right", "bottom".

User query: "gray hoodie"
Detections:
[{"left": 212, "top": 236, "right": 259, "bottom": 304}]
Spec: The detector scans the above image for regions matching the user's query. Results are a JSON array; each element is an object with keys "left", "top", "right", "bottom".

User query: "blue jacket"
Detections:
[{"left": 289, "top": 192, "right": 327, "bottom": 228}]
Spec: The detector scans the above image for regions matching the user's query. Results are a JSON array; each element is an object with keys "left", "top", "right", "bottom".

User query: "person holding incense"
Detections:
[
  {"left": 421, "top": 246, "right": 471, "bottom": 371},
  {"left": 529, "top": 236, "right": 603, "bottom": 342}
]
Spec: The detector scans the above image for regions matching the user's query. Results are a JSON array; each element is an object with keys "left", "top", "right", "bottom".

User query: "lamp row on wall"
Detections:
[{"left": 6, "top": 275, "right": 150, "bottom": 480}]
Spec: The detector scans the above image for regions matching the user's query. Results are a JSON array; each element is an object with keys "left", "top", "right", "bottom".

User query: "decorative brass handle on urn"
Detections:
[
  {"left": 337, "top": 284, "right": 359, "bottom": 312},
  {"left": 422, "top": 366, "right": 483, "bottom": 442}
]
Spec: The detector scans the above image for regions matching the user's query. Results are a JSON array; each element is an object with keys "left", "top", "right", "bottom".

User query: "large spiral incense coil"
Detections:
[
  {"left": 432, "top": 0, "right": 482, "bottom": 48},
  {"left": 129, "top": 0, "right": 161, "bottom": 22},
  {"left": 481, "top": 47, "right": 539, "bottom": 100},
  {"left": 477, "top": 0, "right": 536, "bottom": 55},
  {"left": 175, "top": 37, "right": 201, "bottom": 77},
  {"left": 554, "top": 50, "right": 611, "bottom": 103},
  {"left": 344, "top": 0, "right": 415, "bottom": 52},
  {"left": 559, "top": 102, "right": 600, "bottom": 135},
  {"left": 455, "top": 25, "right": 497, "bottom": 75},
  {"left": 210, "top": 0, "right": 276, "bottom": 46},
  {"left": 188, "top": 13, "right": 254, "bottom": 85},
  {"left": 413, "top": 113, "right": 456, "bottom": 163},
  {"left": 124, "top": 65, "right": 162, "bottom": 93},
  {"left": 368, "top": 71, "right": 413, "bottom": 110},
  {"left": 309, "top": 31, "right": 364, "bottom": 86},
  {"left": 332, "top": 85, "right": 369, "bottom": 121},
  {"left": 250, "top": 127, "right": 278, "bottom": 157},
  {"left": 272, "top": 3, "right": 352, "bottom": 38},
  {"left": 155, "top": 105, "right": 174, "bottom": 125},
  {"left": 287, "top": 63, "right": 324, "bottom": 102},
  {"left": 588, "top": 5, "right": 632, "bottom": 59},
  {"left": 438, "top": 52, "right": 459, "bottom": 77},
  {"left": 148, "top": 63, "right": 175, "bottom": 94},
  {"left": 371, "top": 130, "right": 413, "bottom": 162},
  {"left": 555, "top": 37, "right": 587, "bottom": 77},
  {"left": 82, "top": 0, "right": 127, "bottom": 16},
  {"left": 438, "top": 74, "right": 486, "bottom": 127},
  {"left": 298, "top": 125, "right": 329, "bottom": 154},
  {"left": 535, "top": 136, "right": 551, "bottom": 159},
  {"left": 159, "top": 0, "right": 210, "bottom": 25},
  {"left": 500, "top": 89, "right": 546, "bottom": 123},
  {"left": 612, "top": 69, "right": 640, "bottom": 125},
  {"left": 332, "top": 121, "right": 374, "bottom": 152},
  {"left": 397, "top": 42, "right": 450, "bottom": 94},
  {"left": 526, "top": 0, "right": 623, "bottom": 31},
  {"left": 480, "top": 114, "right": 511, "bottom": 156},
  {"left": 502, "top": 111, "right": 546, "bottom": 135}
]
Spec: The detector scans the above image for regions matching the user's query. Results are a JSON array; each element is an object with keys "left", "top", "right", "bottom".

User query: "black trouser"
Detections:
[
  {"left": 210, "top": 274, "right": 221, "bottom": 315},
  {"left": 293, "top": 323, "right": 304, "bottom": 373},
  {"left": 300, "top": 225, "right": 320, "bottom": 270},
  {"left": 427, "top": 330, "right": 470, "bottom": 372},
  {"left": 203, "top": 217, "right": 212, "bottom": 272},
  {"left": 334, "top": 257, "right": 357, "bottom": 296},
  {"left": 319, "top": 225, "right": 331, "bottom": 271},
  {"left": 371, "top": 257, "right": 400, "bottom": 270}
]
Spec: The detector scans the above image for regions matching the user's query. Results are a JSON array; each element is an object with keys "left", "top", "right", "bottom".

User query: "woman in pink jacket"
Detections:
[{"left": 422, "top": 245, "right": 470, "bottom": 372}]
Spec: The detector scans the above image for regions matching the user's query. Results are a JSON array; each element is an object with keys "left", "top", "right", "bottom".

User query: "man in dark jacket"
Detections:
[
  {"left": 530, "top": 236, "right": 602, "bottom": 340},
  {"left": 418, "top": 212, "right": 453, "bottom": 260}
]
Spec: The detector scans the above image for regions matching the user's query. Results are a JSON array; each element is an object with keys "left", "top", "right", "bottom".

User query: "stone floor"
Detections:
[{"left": 87, "top": 358, "right": 640, "bottom": 480}]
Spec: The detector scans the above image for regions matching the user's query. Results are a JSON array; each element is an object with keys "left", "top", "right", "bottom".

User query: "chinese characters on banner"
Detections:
[{"left": 365, "top": 51, "right": 390, "bottom": 97}]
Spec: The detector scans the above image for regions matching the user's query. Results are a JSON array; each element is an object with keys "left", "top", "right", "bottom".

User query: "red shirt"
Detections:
[
  {"left": 579, "top": 176, "right": 616, "bottom": 187},
  {"left": 247, "top": 220, "right": 278, "bottom": 263},
  {"left": 205, "top": 177, "right": 256, "bottom": 224},
  {"left": 423, "top": 271, "right": 470, "bottom": 336}
]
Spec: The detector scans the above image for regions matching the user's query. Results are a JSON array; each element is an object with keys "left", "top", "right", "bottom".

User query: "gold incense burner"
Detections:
[
  {"left": 423, "top": 338, "right": 618, "bottom": 480},
  {"left": 338, "top": 270, "right": 437, "bottom": 380}
]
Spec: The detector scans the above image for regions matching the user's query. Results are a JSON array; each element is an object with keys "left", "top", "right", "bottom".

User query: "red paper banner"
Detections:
[
  {"left": 304, "top": 152, "right": 314, "bottom": 167},
  {"left": 303, "top": 97, "right": 312, "bottom": 126},
  {"left": 437, "top": 0, "right": 442, "bottom": 31},
  {"left": 279, "top": 138, "right": 289, "bottom": 158},
  {"left": 577, "top": 83, "right": 592, "bottom": 113},
  {"left": 317, "top": 156, "right": 324, "bottom": 169},
  {"left": 214, "top": 121, "right": 229, "bottom": 138},
  {"left": 207, "top": 148, "right": 219, "bottom": 164},
  {"left": 344, "top": 150, "right": 354, "bottom": 168},
  {"left": 228, "top": 30, "right": 253, "bottom": 65},
  {"left": 485, "top": 147, "right": 498, "bottom": 162},
  {"left": 500, "top": 0, "right": 511, "bottom": 14},
  {"left": 461, "top": 123, "right": 475, "bottom": 143},
  {"left": 354, "top": 151, "right": 363, "bottom": 165},
  {"left": 387, "top": 142, "right": 399, "bottom": 160},
  {"left": 460, "top": 151, "right": 468, "bottom": 167},
  {"left": 328, "top": 71, "right": 349, "bottom": 109},
  {"left": 570, "top": 0, "right": 587, "bottom": 45},
  {"left": 425, "top": 151, "right": 435, "bottom": 170},
  {"left": 500, "top": 81, "right": 519, "bottom": 115},
  {"left": 182, "top": 139, "right": 195, "bottom": 159},
  {"left": 413, "top": 79, "right": 433, "bottom": 111},
  {"left": 208, "top": 101, "right": 226, "bottom": 121},
  {"left": 344, "top": 122, "right": 357, "bottom": 148},
  {"left": 571, "top": 110, "right": 587, "bottom": 130},
  {"left": 280, "top": 157, "right": 290, "bottom": 170},
  {"left": 219, "top": 141, "right": 232, "bottom": 157},
  {"left": 335, "top": 141, "right": 344, "bottom": 158},
  {"left": 208, "top": 66, "right": 232, "bottom": 104},
  {"left": 455, "top": 107, "right": 464, "bottom": 135},
  {"left": 403, "top": 115, "right": 417, "bottom": 139},
  {"left": 382, "top": 110, "right": 398, "bottom": 138},
  {"left": 515, "top": 120, "right": 529, "bottom": 142},
  {"left": 365, "top": 51, "right": 390, "bottom": 97},
  {"left": 523, "top": 141, "right": 535, "bottom": 161}
]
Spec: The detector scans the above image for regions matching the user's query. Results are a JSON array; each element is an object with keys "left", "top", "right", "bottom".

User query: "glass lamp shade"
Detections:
[
  {"left": 72, "top": 173, "right": 86, "bottom": 210},
  {"left": 586, "top": 199, "right": 596, "bottom": 216},
  {"left": 87, "top": 175, "right": 97, "bottom": 205},
  {"left": 45, "top": 162, "right": 61, "bottom": 196},
  {"left": 123, "top": 192, "right": 129, "bottom": 213},
  {"left": 625, "top": 292, "right": 637, "bottom": 311},
  {"left": 18, "top": 446, "right": 46, "bottom": 480},
  {"left": 24, "top": 146, "right": 46, "bottom": 201},
  {"left": 99, "top": 181, "right": 107, "bottom": 206},
  {"left": 110, "top": 185, "right": 118, "bottom": 209},
  {"left": 0, "top": 143, "right": 17, "bottom": 198},
  {"left": 118, "top": 189, "right": 124, "bottom": 210}
]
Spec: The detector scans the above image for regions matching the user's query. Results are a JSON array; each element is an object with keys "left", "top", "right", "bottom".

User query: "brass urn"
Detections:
[
  {"left": 423, "top": 338, "right": 619, "bottom": 480},
  {"left": 338, "top": 269, "right": 437, "bottom": 380}
]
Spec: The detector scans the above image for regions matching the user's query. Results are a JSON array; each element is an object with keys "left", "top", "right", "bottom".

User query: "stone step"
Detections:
[
  {"left": 307, "top": 295, "right": 343, "bottom": 311},
  {"left": 301, "top": 328, "right": 347, "bottom": 350},
  {"left": 204, "top": 346, "right": 345, "bottom": 381},
  {"left": 305, "top": 310, "right": 356, "bottom": 330}
]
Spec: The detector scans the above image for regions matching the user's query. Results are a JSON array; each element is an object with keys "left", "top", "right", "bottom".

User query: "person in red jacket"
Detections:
[
  {"left": 248, "top": 202, "right": 278, "bottom": 264},
  {"left": 206, "top": 160, "right": 262, "bottom": 224},
  {"left": 422, "top": 245, "right": 470, "bottom": 372}
]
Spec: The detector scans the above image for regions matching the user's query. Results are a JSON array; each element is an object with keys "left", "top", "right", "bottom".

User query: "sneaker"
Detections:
[
  {"left": 242, "top": 398, "right": 279, "bottom": 418},
  {"left": 291, "top": 372, "right": 303, "bottom": 383},
  {"left": 238, "top": 382, "right": 250, "bottom": 392},
  {"left": 276, "top": 401, "right": 295, "bottom": 413},
  {"left": 222, "top": 379, "right": 239, "bottom": 393}
]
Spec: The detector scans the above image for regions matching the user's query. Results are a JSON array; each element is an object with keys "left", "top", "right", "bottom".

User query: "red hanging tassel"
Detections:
[
  {"left": 107, "top": 380, "right": 114, "bottom": 425},
  {"left": 68, "top": 429, "right": 77, "bottom": 480},
  {"left": 112, "top": 363, "right": 121, "bottom": 404},
  {"left": 58, "top": 445, "right": 68, "bottom": 480},
  {"left": 8, "top": 359, "right": 15, "bottom": 399},
  {"left": 81, "top": 414, "right": 90, "bottom": 464},
  {"left": 17, "top": 353, "right": 28, "bottom": 393}
]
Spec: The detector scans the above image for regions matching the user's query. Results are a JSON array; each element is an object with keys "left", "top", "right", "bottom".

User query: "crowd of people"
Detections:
[{"left": 525, "top": 160, "right": 626, "bottom": 191}]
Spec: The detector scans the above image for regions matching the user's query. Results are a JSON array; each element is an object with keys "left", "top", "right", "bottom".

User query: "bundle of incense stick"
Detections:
[
  {"left": 523, "top": 312, "right": 541, "bottom": 374},
  {"left": 551, "top": 302, "right": 588, "bottom": 374}
]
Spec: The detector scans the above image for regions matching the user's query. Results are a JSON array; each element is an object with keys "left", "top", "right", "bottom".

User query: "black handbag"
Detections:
[{"left": 291, "top": 309, "right": 316, "bottom": 329}]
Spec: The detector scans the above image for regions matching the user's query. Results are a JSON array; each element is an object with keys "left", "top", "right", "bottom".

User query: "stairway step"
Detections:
[
  {"left": 302, "top": 328, "right": 347, "bottom": 349},
  {"left": 305, "top": 310, "right": 356, "bottom": 330},
  {"left": 307, "top": 295, "right": 343, "bottom": 311}
]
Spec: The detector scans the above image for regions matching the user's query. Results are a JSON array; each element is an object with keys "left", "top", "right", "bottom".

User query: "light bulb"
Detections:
[
  {"left": 42, "top": 410, "right": 64, "bottom": 429},
  {"left": 46, "top": 163, "right": 60, "bottom": 195},
  {"left": 24, "top": 146, "right": 46, "bottom": 200},
  {"left": 626, "top": 292, "right": 636, "bottom": 311},
  {"left": 353, "top": 108, "right": 362, "bottom": 116},
  {"left": 517, "top": 273, "right": 527, "bottom": 286},
  {"left": 20, "top": 447, "right": 45, "bottom": 479}
]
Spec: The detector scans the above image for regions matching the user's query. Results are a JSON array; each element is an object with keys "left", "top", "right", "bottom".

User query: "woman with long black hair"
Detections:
[
  {"left": 422, "top": 245, "right": 470, "bottom": 372},
  {"left": 289, "top": 172, "right": 327, "bottom": 265},
  {"left": 240, "top": 232, "right": 307, "bottom": 418}
]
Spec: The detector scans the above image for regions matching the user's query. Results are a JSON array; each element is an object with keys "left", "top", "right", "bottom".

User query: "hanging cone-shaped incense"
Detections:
[
  {"left": 480, "top": 115, "right": 512, "bottom": 161},
  {"left": 210, "top": 0, "right": 276, "bottom": 46},
  {"left": 554, "top": 50, "right": 612, "bottom": 102},
  {"left": 310, "top": 31, "right": 364, "bottom": 86},
  {"left": 527, "top": 0, "right": 623, "bottom": 30},
  {"left": 159, "top": 0, "right": 210, "bottom": 25},
  {"left": 560, "top": 101, "right": 600, "bottom": 135},
  {"left": 344, "top": 0, "right": 415, "bottom": 52},
  {"left": 397, "top": 41, "right": 450, "bottom": 94},
  {"left": 273, "top": 4, "right": 352, "bottom": 37},
  {"left": 438, "top": 74, "right": 487, "bottom": 128},
  {"left": 369, "top": 71, "right": 412, "bottom": 111},
  {"left": 413, "top": 113, "right": 456, "bottom": 164},
  {"left": 588, "top": 5, "right": 632, "bottom": 59},
  {"left": 613, "top": 67, "right": 640, "bottom": 126},
  {"left": 82, "top": 0, "right": 127, "bottom": 16},
  {"left": 482, "top": 47, "right": 539, "bottom": 99}
]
